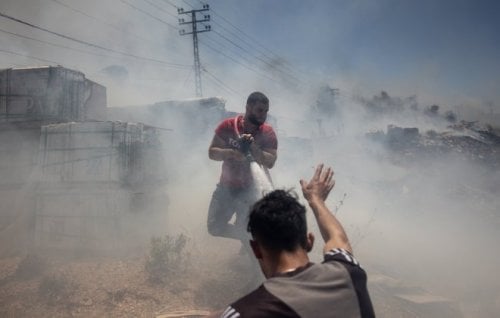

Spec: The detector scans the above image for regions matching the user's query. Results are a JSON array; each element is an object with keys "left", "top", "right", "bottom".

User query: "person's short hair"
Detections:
[
  {"left": 247, "top": 189, "right": 308, "bottom": 252},
  {"left": 246, "top": 91, "right": 269, "bottom": 106}
]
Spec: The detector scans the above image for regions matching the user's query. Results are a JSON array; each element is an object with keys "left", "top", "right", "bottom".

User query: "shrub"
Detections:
[
  {"left": 38, "top": 273, "right": 76, "bottom": 305},
  {"left": 15, "top": 254, "right": 46, "bottom": 280},
  {"left": 144, "top": 234, "right": 189, "bottom": 284}
]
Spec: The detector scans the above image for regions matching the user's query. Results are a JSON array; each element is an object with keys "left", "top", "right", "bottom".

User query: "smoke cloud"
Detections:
[{"left": 0, "top": 0, "right": 499, "bottom": 316}]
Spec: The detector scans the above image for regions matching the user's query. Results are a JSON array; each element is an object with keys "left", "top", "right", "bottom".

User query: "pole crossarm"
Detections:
[{"left": 177, "top": 5, "right": 211, "bottom": 97}]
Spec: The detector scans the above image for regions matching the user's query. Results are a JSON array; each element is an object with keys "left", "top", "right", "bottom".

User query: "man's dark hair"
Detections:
[
  {"left": 247, "top": 189, "right": 308, "bottom": 252},
  {"left": 247, "top": 91, "right": 269, "bottom": 106}
]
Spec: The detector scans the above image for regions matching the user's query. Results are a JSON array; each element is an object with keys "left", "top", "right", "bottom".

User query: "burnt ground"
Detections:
[
  {"left": 0, "top": 244, "right": 260, "bottom": 318},
  {"left": 0, "top": 243, "right": 472, "bottom": 318}
]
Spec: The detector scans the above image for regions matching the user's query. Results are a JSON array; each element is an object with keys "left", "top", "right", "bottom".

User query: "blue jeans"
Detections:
[{"left": 207, "top": 184, "right": 257, "bottom": 241}]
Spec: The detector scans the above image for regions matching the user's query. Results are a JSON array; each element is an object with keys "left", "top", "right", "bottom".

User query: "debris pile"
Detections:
[{"left": 367, "top": 121, "right": 500, "bottom": 168}]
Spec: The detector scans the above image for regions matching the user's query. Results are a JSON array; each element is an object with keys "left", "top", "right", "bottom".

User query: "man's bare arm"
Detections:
[
  {"left": 208, "top": 134, "right": 245, "bottom": 161},
  {"left": 300, "top": 164, "right": 352, "bottom": 254},
  {"left": 249, "top": 143, "right": 277, "bottom": 168}
]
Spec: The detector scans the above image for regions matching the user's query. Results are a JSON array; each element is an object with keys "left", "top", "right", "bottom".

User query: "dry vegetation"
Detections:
[
  {"left": 0, "top": 236, "right": 261, "bottom": 318},
  {"left": 0, "top": 246, "right": 471, "bottom": 318}
]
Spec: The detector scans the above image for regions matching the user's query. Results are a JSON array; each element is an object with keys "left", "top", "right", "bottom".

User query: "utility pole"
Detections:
[{"left": 178, "top": 4, "right": 211, "bottom": 97}]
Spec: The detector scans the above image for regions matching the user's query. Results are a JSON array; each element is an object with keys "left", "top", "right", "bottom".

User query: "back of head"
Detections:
[
  {"left": 247, "top": 190, "right": 307, "bottom": 252},
  {"left": 246, "top": 91, "right": 269, "bottom": 106}
]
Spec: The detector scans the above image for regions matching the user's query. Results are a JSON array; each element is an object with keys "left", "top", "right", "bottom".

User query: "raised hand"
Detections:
[{"left": 300, "top": 164, "right": 335, "bottom": 203}]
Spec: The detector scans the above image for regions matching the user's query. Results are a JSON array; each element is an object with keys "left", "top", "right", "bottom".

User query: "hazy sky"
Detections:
[
  {"left": 221, "top": 0, "right": 500, "bottom": 105},
  {"left": 1, "top": 0, "right": 499, "bottom": 111}
]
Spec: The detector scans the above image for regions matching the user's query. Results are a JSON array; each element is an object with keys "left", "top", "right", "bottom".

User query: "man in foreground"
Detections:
[
  {"left": 215, "top": 164, "right": 375, "bottom": 317},
  {"left": 207, "top": 91, "right": 277, "bottom": 242}
]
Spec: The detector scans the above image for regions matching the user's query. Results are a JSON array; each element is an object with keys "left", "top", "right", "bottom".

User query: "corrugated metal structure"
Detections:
[
  {"left": 0, "top": 66, "right": 168, "bottom": 255},
  {"left": 107, "top": 97, "right": 227, "bottom": 181},
  {"left": 0, "top": 66, "right": 107, "bottom": 231},
  {"left": 35, "top": 121, "right": 168, "bottom": 253},
  {"left": 0, "top": 66, "right": 106, "bottom": 123},
  {"left": 0, "top": 122, "right": 39, "bottom": 233},
  {"left": 39, "top": 121, "right": 163, "bottom": 185},
  {"left": 107, "top": 97, "right": 226, "bottom": 134}
]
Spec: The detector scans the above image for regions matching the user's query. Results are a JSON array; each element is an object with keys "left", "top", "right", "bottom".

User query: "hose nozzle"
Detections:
[
  {"left": 244, "top": 151, "right": 255, "bottom": 162},
  {"left": 239, "top": 137, "right": 254, "bottom": 162}
]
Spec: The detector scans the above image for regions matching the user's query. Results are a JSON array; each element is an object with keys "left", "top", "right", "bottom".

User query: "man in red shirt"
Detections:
[{"left": 207, "top": 91, "right": 278, "bottom": 242}]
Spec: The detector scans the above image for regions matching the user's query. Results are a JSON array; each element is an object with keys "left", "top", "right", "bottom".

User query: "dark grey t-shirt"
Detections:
[{"left": 220, "top": 249, "right": 375, "bottom": 318}]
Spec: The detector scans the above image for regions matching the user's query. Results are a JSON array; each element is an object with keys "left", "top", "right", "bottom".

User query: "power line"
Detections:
[
  {"left": 210, "top": 19, "right": 302, "bottom": 81},
  {"left": 0, "top": 11, "right": 191, "bottom": 68},
  {"left": 139, "top": 0, "right": 178, "bottom": 19},
  {"left": 176, "top": 6, "right": 288, "bottom": 84},
  {"left": 199, "top": 39, "right": 275, "bottom": 82},
  {"left": 196, "top": 0, "right": 280, "bottom": 60},
  {"left": 160, "top": 0, "right": 179, "bottom": 10},
  {"left": 170, "top": 0, "right": 303, "bottom": 84},
  {"left": 186, "top": 1, "right": 293, "bottom": 73},
  {"left": 210, "top": 29, "right": 300, "bottom": 84},
  {"left": 0, "top": 28, "right": 111, "bottom": 59},
  {"left": 182, "top": 66, "right": 193, "bottom": 89},
  {"left": 202, "top": 67, "right": 240, "bottom": 96},
  {"left": 49, "top": 0, "right": 151, "bottom": 44},
  {"left": 201, "top": 33, "right": 263, "bottom": 73},
  {"left": 0, "top": 2, "right": 256, "bottom": 98},
  {"left": 203, "top": 13, "right": 300, "bottom": 79},
  {"left": 195, "top": 1, "right": 304, "bottom": 84},
  {"left": 119, "top": 0, "right": 179, "bottom": 30},
  {"left": 197, "top": 0, "right": 305, "bottom": 80},
  {"left": 0, "top": 48, "right": 60, "bottom": 64},
  {"left": 119, "top": 0, "right": 303, "bottom": 91},
  {"left": 48, "top": 0, "right": 188, "bottom": 62},
  {"left": 181, "top": 0, "right": 195, "bottom": 9},
  {"left": 209, "top": 20, "right": 257, "bottom": 53},
  {"left": 0, "top": 28, "right": 190, "bottom": 70},
  {"left": 201, "top": 33, "right": 301, "bottom": 89}
]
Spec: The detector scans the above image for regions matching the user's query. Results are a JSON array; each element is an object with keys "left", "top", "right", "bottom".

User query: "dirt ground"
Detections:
[
  {"left": 0, "top": 246, "right": 472, "bottom": 318},
  {"left": 0, "top": 238, "right": 265, "bottom": 318}
]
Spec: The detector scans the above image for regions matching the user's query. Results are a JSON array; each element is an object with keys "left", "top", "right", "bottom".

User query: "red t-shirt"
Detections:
[{"left": 215, "top": 115, "right": 277, "bottom": 188}]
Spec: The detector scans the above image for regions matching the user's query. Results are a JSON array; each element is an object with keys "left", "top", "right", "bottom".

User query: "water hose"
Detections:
[{"left": 234, "top": 116, "right": 255, "bottom": 162}]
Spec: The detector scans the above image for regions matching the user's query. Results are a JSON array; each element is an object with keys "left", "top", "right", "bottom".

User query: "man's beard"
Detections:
[{"left": 248, "top": 114, "right": 264, "bottom": 126}]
